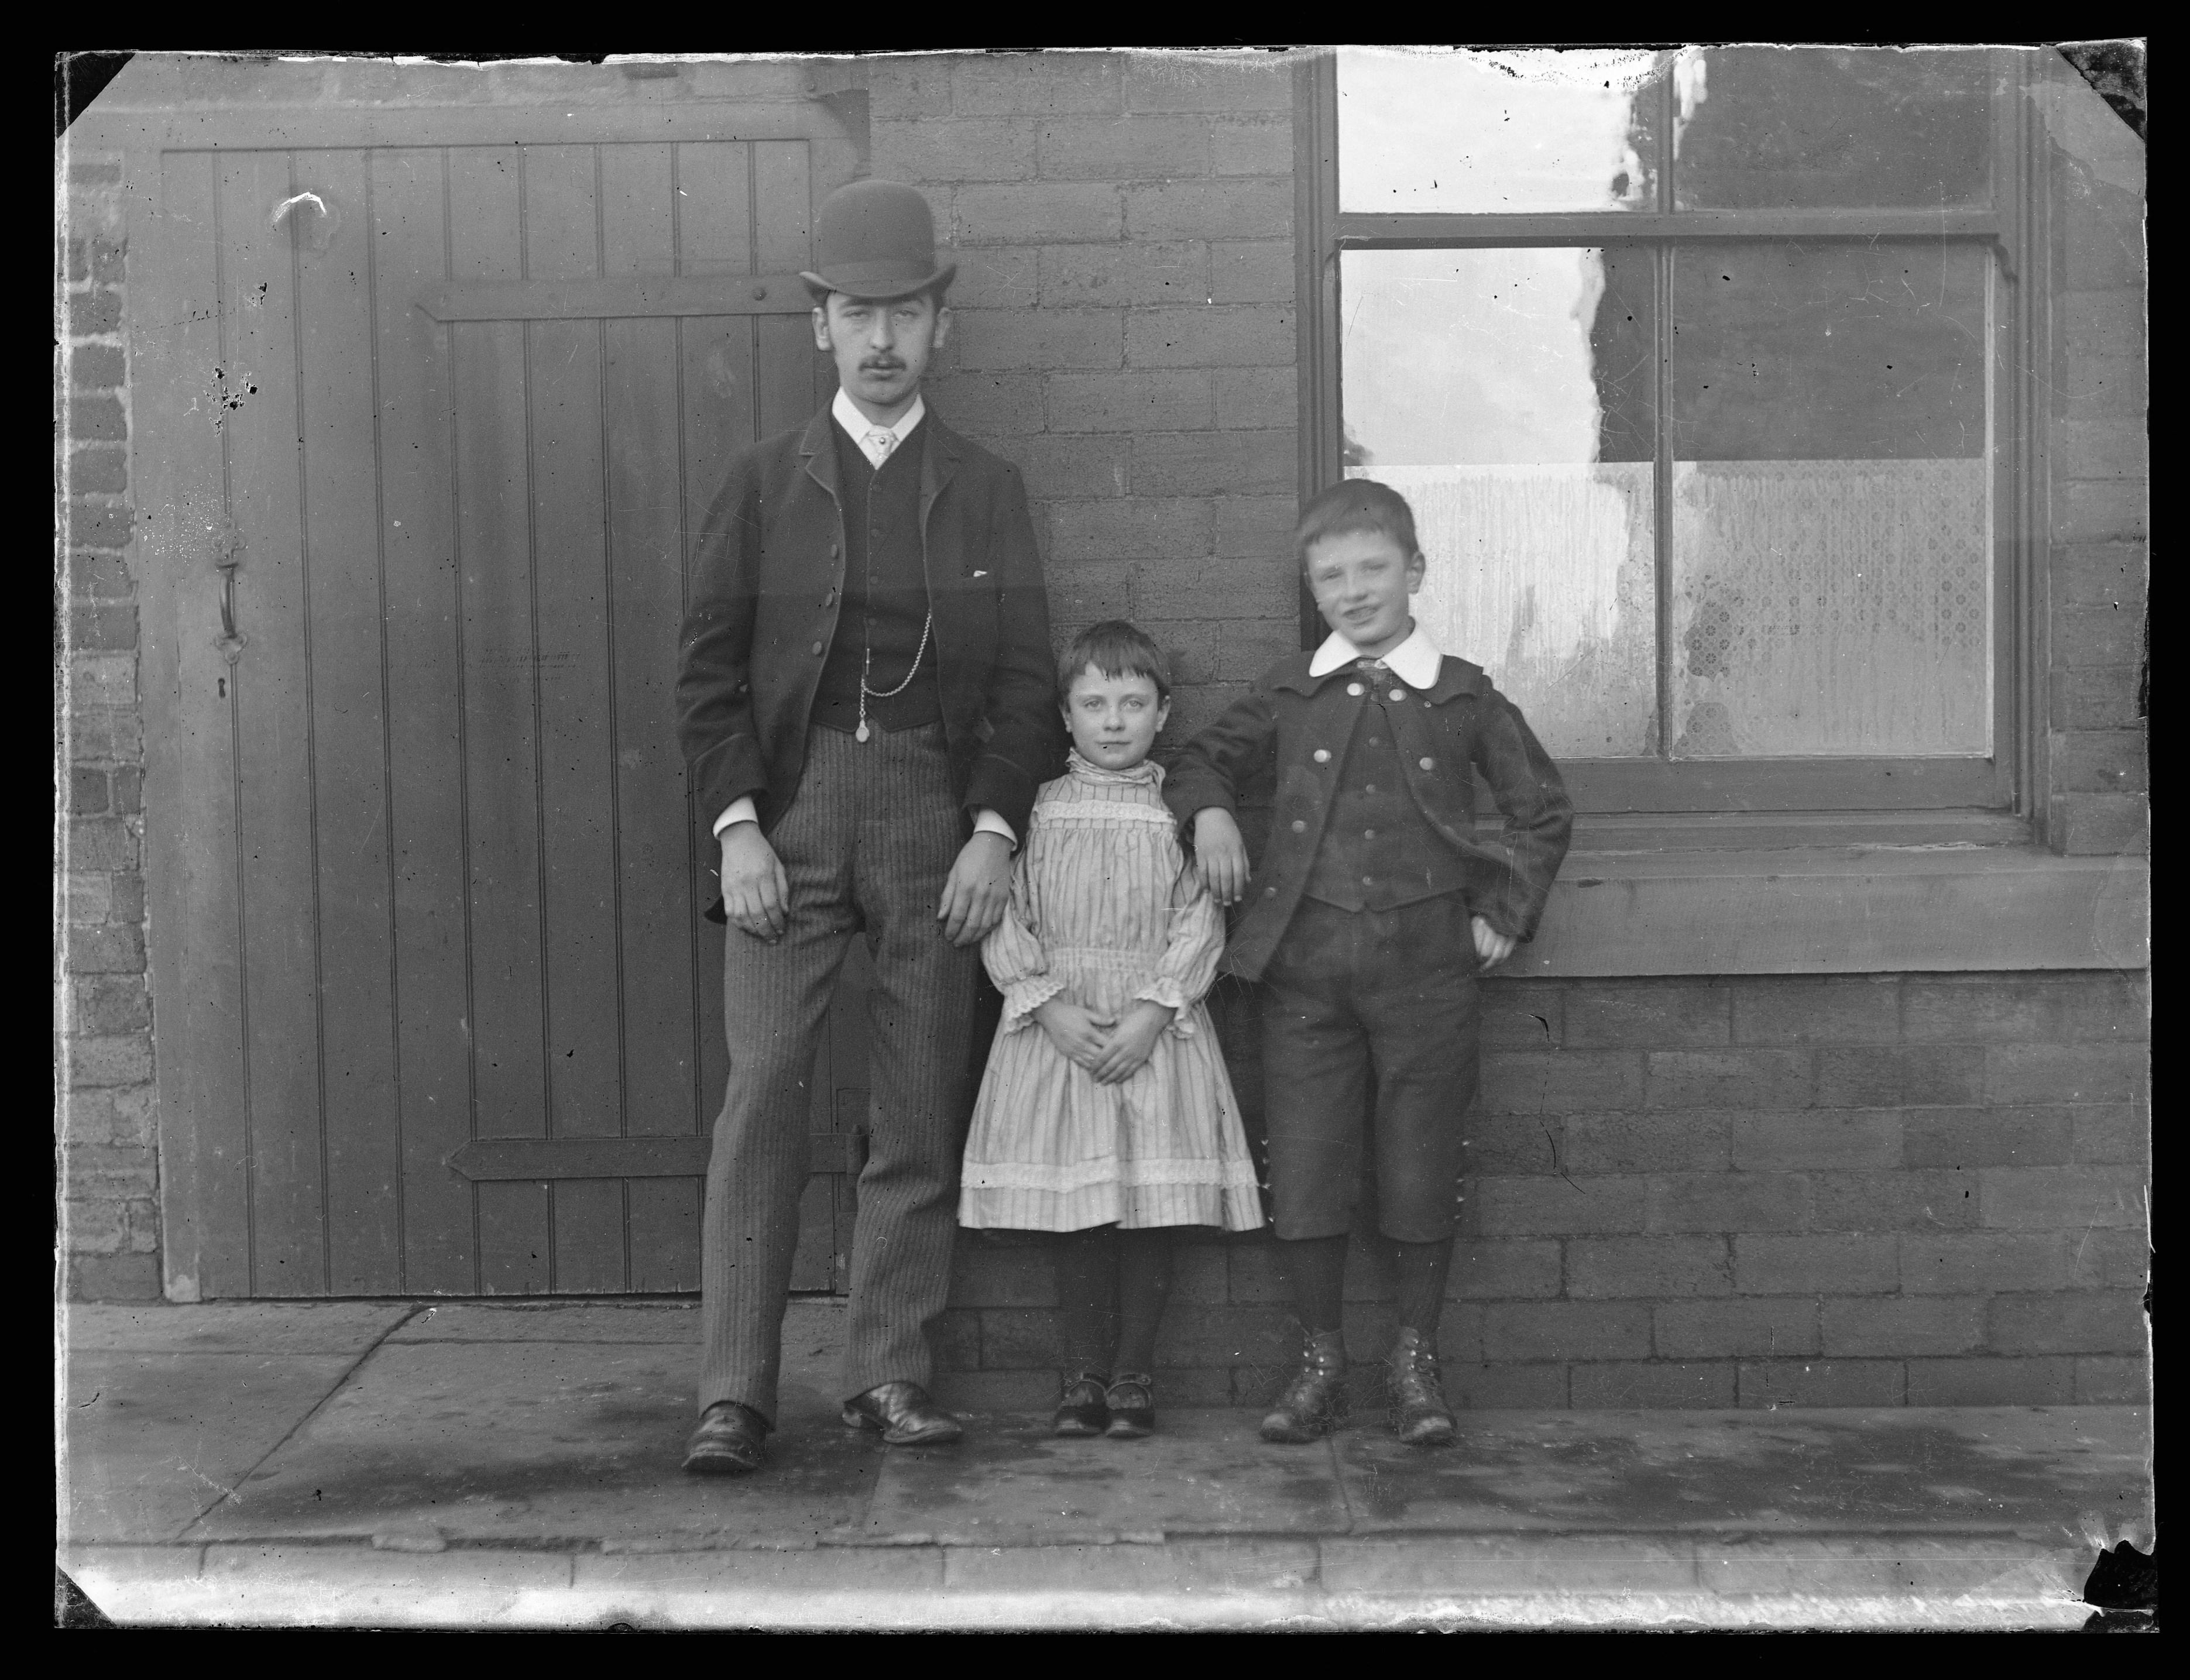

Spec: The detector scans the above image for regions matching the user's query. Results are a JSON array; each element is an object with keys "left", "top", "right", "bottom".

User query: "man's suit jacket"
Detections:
[{"left": 677, "top": 403, "right": 1066, "bottom": 864}]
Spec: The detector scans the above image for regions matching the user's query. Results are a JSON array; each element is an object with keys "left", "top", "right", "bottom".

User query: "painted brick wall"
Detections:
[
  {"left": 938, "top": 970, "right": 2150, "bottom": 1410},
  {"left": 58, "top": 152, "right": 160, "bottom": 1300},
  {"left": 864, "top": 50, "right": 1299, "bottom": 747}
]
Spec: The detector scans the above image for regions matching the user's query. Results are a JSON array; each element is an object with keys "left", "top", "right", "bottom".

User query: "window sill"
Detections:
[{"left": 1513, "top": 844, "right": 2149, "bottom": 977}]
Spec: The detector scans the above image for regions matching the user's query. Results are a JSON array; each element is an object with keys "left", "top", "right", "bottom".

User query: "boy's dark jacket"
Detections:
[
  {"left": 1164, "top": 650, "right": 1573, "bottom": 980},
  {"left": 676, "top": 404, "right": 1065, "bottom": 856}
]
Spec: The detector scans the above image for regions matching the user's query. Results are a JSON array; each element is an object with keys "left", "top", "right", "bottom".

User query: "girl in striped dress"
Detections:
[{"left": 960, "top": 621, "right": 1263, "bottom": 1438}]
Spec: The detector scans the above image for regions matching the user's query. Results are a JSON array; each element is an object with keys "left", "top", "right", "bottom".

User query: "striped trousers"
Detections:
[{"left": 698, "top": 722, "right": 981, "bottom": 1424}]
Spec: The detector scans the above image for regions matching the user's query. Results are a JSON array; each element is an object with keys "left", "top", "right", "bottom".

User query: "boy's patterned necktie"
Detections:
[{"left": 865, "top": 428, "right": 897, "bottom": 466}]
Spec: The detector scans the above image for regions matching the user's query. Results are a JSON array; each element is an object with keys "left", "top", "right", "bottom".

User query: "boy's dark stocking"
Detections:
[
  {"left": 1110, "top": 1226, "right": 1176, "bottom": 1373},
  {"left": 1392, "top": 1236, "right": 1454, "bottom": 1344},
  {"left": 1275, "top": 1233, "right": 1349, "bottom": 1335},
  {"left": 1052, "top": 1226, "right": 1120, "bottom": 1374}
]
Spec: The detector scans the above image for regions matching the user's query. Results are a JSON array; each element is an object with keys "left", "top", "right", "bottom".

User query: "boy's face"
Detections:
[
  {"left": 1306, "top": 528, "right": 1426, "bottom": 659},
  {"left": 1062, "top": 664, "right": 1169, "bottom": 772},
  {"left": 812, "top": 290, "right": 950, "bottom": 418}
]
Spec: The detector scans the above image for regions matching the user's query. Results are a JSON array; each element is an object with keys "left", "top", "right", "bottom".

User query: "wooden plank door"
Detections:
[{"left": 139, "top": 123, "right": 866, "bottom": 1297}]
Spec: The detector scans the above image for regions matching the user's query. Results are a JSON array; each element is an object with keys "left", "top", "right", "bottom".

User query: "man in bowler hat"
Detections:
[{"left": 676, "top": 180, "right": 1066, "bottom": 1472}]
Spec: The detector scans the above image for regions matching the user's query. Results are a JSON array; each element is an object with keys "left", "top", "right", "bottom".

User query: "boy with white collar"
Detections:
[{"left": 1166, "top": 479, "right": 1572, "bottom": 1447}]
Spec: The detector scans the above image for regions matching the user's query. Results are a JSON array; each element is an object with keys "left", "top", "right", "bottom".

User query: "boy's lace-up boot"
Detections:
[
  {"left": 1259, "top": 1329, "right": 1350, "bottom": 1443},
  {"left": 1386, "top": 1327, "right": 1457, "bottom": 1447}
]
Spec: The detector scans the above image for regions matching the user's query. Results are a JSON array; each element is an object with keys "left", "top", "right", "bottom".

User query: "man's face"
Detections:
[
  {"left": 1306, "top": 528, "right": 1425, "bottom": 659},
  {"left": 813, "top": 291, "right": 950, "bottom": 417}
]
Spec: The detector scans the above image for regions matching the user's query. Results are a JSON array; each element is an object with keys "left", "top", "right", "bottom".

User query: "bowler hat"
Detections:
[{"left": 798, "top": 178, "right": 957, "bottom": 301}]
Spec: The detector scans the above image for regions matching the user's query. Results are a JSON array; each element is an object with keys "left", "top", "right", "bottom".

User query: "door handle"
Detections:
[{"left": 211, "top": 518, "right": 247, "bottom": 665}]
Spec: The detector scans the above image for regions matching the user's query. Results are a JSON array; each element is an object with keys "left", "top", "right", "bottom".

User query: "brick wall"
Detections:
[
  {"left": 58, "top": 152, "right": 160, "bottom": 1299},
  {"left": 2047, "top": 60, "right": 2148, "bottom": 853},
  {"left": 864, "top": 51, "right": 1299, "bottom": 745},
  {"left": 938, "top": 970, "right": 2150, "bottom": 1410}
]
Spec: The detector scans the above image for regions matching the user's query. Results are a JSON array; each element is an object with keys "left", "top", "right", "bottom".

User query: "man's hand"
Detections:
[
  {"left": 938, "top": 830, "right": 1014, "bottom": 947},
  {"left": 1471, "top": 915, "right": 1517, "bottom": 969},
  {"left": 720, "top": 823, "right": 790, "bottom": 943},
  {"left": 1193, "top": 807, "right": 1252, "bottom": 906},
  {"left": 1088, "top": 1000, "right": 1175, "bottom": 1085},
  {"left": 1033, "top": 996, "right": 1116, "bottom": 1073}
]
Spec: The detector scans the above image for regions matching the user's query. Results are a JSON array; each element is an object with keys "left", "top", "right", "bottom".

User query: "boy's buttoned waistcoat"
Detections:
[
  {"left": 1164, "top": 650, "right": 1573, "bottom": 981},
  {"left": 677, "top": 404, "right": 1062, "bottom": 850}
]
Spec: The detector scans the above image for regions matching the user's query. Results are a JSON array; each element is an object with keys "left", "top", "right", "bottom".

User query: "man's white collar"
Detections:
[
  {"left": 1308, "top": 624, "right": 1444, "bottom": 690},
  {"left": 832, "top": 387, "right": 925, "bottom": 444}
]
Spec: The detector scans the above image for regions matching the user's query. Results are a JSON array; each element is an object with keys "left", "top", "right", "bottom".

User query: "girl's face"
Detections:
[{"left": 1062, "top": 664, "right": 1170, "bottom": 772}]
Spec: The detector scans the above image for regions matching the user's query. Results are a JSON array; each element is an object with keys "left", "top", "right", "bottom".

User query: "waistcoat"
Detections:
[
  {"left": 1302, "top": 667, "right": 1470, "bottom": 912},
  {"left": 812, "top": 420, "right": 942, "bottom": 734}
]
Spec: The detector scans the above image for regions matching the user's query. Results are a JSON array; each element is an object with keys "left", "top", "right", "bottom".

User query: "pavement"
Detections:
[{"left": 58, "top": 1298, "right": 2153, "bottom": 1630}]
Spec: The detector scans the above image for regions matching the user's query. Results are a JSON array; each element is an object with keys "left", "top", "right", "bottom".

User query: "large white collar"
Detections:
[
  {"left": 832, "top": 386, "right": 926, "bottom": 448},
  {"left": 1307, "top": 623, "right": 1444, "bottom": 690}
]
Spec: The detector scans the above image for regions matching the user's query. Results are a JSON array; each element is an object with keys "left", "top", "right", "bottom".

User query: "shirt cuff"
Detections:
[
  {"left": 1000, "top": 974, "right": 1067, "bottom": 1032},
  {"left": 1132, "top": 978, "right": 1195, "bottom": 1036},
  {"left": 713, "top": 796, "right": 759, "bottom": 837},
  {"left": 973, "top": 807, "right": 1017, "bottom": 847}
]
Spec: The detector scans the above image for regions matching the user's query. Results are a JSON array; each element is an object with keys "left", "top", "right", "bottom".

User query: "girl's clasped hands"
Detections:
[{"left": 1031, "top": 995, "right": 1176, "bottom": 1086}]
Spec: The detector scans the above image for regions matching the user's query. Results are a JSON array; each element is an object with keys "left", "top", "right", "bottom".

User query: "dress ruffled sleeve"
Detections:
[
  {"left": 983, "top": 857, "right": 1067, "bottom": 1032},
  {"left": 1133, "top": 860, "right": 1226, "bottom": 1037}
]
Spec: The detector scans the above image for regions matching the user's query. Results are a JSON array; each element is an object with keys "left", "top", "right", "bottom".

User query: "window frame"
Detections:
[{"left": 1292, "top": 47, "right": 2051, "bottom": 840}]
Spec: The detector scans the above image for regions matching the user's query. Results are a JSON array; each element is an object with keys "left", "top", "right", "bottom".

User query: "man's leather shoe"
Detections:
[
  {"left": 683, "top": 1400, "right": 768, "bottom": 1475},
  {"left": 841, "top": 1381, "right": 964, "bottom": 1445}
]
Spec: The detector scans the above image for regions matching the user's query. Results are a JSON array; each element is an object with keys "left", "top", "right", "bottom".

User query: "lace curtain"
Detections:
[
  {"left": 1360, "top": 458, "right": 1990, "bottom": 760},
  {"left": 1671, "top": 459, "right": 1989, "bottom": 757}
]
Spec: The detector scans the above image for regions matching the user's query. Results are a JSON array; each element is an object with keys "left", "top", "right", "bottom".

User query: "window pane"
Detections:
[
  {"left": 1670, "top": 243, "right": 1992, "bottom": 757},
  {"left": 1338, "top": 47, "right": 1664, "bottom": 214},
  {"left": 1673, "top": 47, "right": 1996, "bottom": 210},
  {"left": 1341, "top": 248, "right": 1657, "bottom": 757}
]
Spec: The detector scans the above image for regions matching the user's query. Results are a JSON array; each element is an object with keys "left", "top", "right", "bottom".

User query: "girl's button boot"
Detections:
[
  {"left": 1259, "top": 1329, "right": 1350, "bottom": 1443},
  {"left": 1052, "top": 1371, "right": 1110, "bottom": 1437},
  {"left": 1104, "top": 1372, "right": 1156, "bottom": 1438},
  {"left": 1386, "top": 1327, "right": 1457, "bottom": 1447}
]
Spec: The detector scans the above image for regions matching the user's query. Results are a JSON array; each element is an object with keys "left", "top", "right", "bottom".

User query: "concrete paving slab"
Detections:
[
  {"left": 941, "top": 1536, "right": 1319, "bottom": 1593},
  {"left": 1323, "top": 1533, "right": 1701, "bottom": 1595},
  {"left": 859, "top": 1408, "right": 1350, "bottom": 1545},
  {"left": 1691, "top": 1535, "right": 2087, "bottom": 1599},
  {"left": 183, "top": 1337, "right": 881, "bottom": 1550},
  {"left": 63, "top": 1301, "right": 417, "bottom": 1355},
  {"left": 575, "top": 1547, "right": 945, "bottom": 1593},
  {"left": 177, "top": 1544, "right": 575, "bottom": 1629},
  {"left": 61, "top": 1544, "right": 207, "bottom": 1592},
  {"left": 1333, "top": 1406, "right": 2151, "bottom": 1538},
  {"left": 63, "top": 1352, "right": 362, "bottom": 1542},
  {"left": 385, "top": 1302, "right": 704, "bottom": 1343}
]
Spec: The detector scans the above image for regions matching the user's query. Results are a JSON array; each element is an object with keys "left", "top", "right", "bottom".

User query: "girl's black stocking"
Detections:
[
  {"left": 1052, "top": 1225, "right": 1119, "bottom": 1375},
  {"left": 1111, "top": 1226, "right": 1176, "bottom": 1373}
]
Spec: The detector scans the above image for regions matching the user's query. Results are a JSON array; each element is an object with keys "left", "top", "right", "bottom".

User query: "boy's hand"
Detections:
[
  {"left": 1193, "top": 808, "right": 1252, "bottom": 905},
  {"left": 1034, "top": 997, "right": 1117, "bottom": 1073},
  {"left": 1088, "top": 1001, "right": 1175, "bottom": 1085},
  {"left": 720, "top": 823, "right": 790, "bottom": 943},
  {"left": 939, "top": 831, "right": 1014, "bottom": 947},
  {"left": 1471, "top": 915, "right": 1517, "bottom": 969}
]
